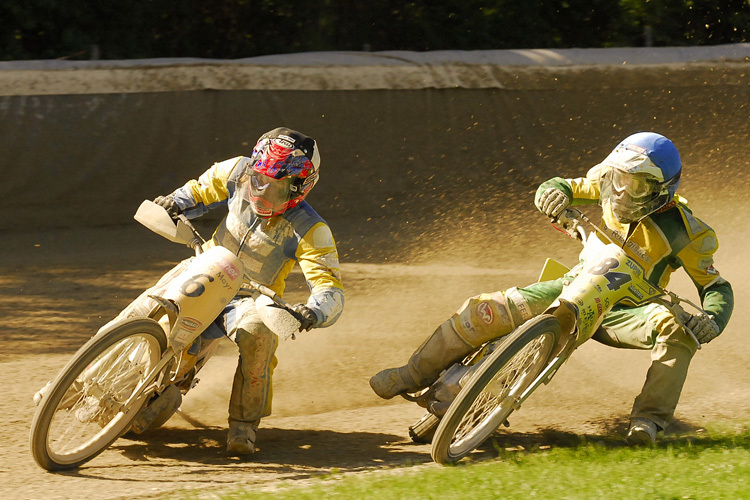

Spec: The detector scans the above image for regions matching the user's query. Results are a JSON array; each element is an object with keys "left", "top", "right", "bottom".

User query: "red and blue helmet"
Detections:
[
  {"left": 598, "top": 132, "right": 681, "bottom": 223},
  {"left": 242, "top": 127, "right": 320, "bottom": 217}
]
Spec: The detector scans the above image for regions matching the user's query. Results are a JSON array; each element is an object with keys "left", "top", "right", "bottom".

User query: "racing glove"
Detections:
[
  {"left": 292, "top": 304, "right": 318, "bottom": 332},
  {"left": 685, "top": 313, "right": 720, "bottom": 344},
  {"left": 537, "top": 187, "right": 571, "bottom": 219},
  {"left": 154, "top": 195, "right": 182, "bottom": 218}
]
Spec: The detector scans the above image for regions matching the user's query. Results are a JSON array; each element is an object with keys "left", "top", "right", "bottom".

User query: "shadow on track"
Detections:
[{"left": 52, "top": 426, "right": 432, "bottom": 479}]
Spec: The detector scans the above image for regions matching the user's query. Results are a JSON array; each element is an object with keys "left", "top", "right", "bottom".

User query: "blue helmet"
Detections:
[{"left": 598, "top": 132, "right": 682, "bottom": 223}]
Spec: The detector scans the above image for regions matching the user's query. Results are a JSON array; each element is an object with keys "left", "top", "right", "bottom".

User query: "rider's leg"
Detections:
[
  {"left": 225, "top": 298, "right": 279, "bottom": 455},
  {"left": 594, "top": 304, "right": 698, "bottom": 440},
  {"left": 370, "top": 280, "right": 563, "bottom": 399},
  {"left": 369, "top": 320, "right": 473, "bottom": 400}
]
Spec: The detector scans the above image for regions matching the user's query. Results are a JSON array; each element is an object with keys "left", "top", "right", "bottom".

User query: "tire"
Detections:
[
  {"left": 30, "top": 317, "right": 167, "bottom": 471},
  {"left": 431, "top": 315, "right": 560, "bottom": 465},
  {"left": 409, "top": 411, "right": 440, "bottom": 444}
]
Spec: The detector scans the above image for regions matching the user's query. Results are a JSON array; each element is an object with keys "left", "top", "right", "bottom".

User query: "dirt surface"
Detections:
[{"left": 1, "top": 197, "right": 748, "bottom": 500}]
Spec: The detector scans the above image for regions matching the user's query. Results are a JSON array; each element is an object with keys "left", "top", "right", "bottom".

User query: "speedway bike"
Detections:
[
  {"left": 30, "top": 201, "right": 305, "bottom": 471},
  {"left": 403, "top": 208, "right": 706, "bottom": 465}
]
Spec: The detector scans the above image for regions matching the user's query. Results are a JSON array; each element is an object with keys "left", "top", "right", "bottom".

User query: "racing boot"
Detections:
[
  {"left": 626, "top": 418, "right": 658, "bottom": 446},
  {"left": 226, "top": 420, "right": 259, "bottom": 455},
  {"left": 369, "top": 320, "right": 473, "bottom": 399},
  {"left": 130, "top": 384, "right": 183, "bottom": 434}
]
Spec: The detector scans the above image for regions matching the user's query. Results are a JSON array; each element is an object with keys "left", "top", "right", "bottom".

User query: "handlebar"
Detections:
[
  {"left": 551, "top": 209, "right": 588, "bottom": 242},
  {"left": 175, "top": 214, "right": 207, "bottom": 255},
  {"left": 136, "top": 200, "right": 307, "bottom": 336},
  {"left": 239, "top": 280, "right": 308, "bottom": 324}
]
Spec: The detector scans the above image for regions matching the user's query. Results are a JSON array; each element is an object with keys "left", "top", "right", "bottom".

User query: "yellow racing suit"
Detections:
[{"left": 170, "top": 156, "right": 344, "bottom": 425}]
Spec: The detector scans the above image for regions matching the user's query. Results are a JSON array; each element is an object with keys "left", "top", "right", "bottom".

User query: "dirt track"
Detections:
[{"left": 1, "top": 195, "right": 748, "bottom": 500}]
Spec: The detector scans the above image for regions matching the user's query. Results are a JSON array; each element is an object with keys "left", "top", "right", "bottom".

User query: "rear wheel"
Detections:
[
  {"left": 431, "top": 315, "right": 560, "bottom": 465},
  {"left": 409, "top": 412, "right": 440, "bottom": 444},
  {"left": 30, "top": 317, "right": 167, "bottom": 471}
]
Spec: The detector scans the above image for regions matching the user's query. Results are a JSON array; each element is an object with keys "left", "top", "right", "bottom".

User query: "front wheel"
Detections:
[
  {"left": 30, "top": 317, "right": 167, "bottom": 471},
  {"left": 431, "top": 315, "right": 560, "bottom": 465}
]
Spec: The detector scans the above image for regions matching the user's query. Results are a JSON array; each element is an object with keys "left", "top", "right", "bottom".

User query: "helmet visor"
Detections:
[{"left": 244, "top": 170, "right": 296, "bottom": 217}]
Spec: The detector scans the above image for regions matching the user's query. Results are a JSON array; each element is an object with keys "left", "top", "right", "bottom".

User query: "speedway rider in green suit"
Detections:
[
  {"left": 155, "top": 127, "right": 344, "bottom": 455},
  {"left": 370, "top": 132, "right": 733, "bottom": 445}
]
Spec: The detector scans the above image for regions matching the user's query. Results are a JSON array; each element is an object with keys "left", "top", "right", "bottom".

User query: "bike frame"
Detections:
[{"left": 119, "top": 245, "right": 244, "bottom": 413}]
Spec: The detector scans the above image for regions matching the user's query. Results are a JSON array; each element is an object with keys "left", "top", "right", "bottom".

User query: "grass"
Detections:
[{"left": 179, "top": 423, "right": 750, "bottom": 500}]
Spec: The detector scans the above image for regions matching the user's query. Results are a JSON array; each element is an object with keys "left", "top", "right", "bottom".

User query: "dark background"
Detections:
[{"left": 1, "top": 0, "right": 749, "bottom": 61}]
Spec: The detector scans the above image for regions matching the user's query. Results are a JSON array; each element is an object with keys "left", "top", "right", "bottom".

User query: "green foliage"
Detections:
[{"left": 1, "top": 0, "right": 748, "bottom": 61}]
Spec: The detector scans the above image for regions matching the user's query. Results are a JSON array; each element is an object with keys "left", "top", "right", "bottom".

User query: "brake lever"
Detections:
[{"left": 551, "top": 209, "right": 585, "bottom": 242}]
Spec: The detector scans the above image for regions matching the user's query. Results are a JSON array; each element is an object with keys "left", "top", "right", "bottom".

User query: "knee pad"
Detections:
[
  {"left": 235, "top": 325, "right": 278, "bottom": 360},
  {"left": 230, "top": 326, "right": 279, "bottom": 421},
  {"left": 452, "top": 288, "right": 534, "bottom": 346},
  {"left": 649, "top": 306, "right": 699, "bottom": 355}
]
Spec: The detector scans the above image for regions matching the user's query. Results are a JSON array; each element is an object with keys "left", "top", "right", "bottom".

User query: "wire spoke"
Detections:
[
  {"left": 453, "top": 335, "right": 550, "bottom": 445},
  {"left": 46, "top": 335, "right": 159, "bottom": 458}
]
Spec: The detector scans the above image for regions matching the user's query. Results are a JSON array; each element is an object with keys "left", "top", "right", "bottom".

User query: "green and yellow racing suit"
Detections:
[{"left": 450, "top": 165, "right": 733, "bottom": 429}]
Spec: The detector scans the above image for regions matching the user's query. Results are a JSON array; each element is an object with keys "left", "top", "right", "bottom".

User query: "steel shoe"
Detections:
[
  {"left": 130, "top": 384, "right": 183, "bottom": 434},
  {"left": 33, "top": 381, "right": 52, "bottom": 406}
]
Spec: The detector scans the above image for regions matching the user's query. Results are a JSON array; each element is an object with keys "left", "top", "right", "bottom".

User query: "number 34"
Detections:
[{"left": 587, "top": 257, "right": 632, "bottom": 291}]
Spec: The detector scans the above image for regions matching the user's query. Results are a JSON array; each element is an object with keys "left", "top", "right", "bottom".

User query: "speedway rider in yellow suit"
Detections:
[
  {"left": 370, "top": 132, "right": 733, "bottom": 445},
  {"left": 154, "top": 127, "right": 344, "bottom": 455}
]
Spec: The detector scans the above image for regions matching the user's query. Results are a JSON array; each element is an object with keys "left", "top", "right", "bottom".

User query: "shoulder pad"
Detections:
[
  {"left": 676, "top": 205, "right": 719, "bottom": 256},
  {"left": 677, "top": 205, "right": 710, "bottom": 239},
  {"left": 284, "top": 202, "right": 325, "bottom": 235}
]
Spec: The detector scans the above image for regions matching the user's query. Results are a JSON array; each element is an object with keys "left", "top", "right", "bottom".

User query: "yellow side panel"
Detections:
[{"left": 538, "top": 258, "right": 571, "bottom": 282}]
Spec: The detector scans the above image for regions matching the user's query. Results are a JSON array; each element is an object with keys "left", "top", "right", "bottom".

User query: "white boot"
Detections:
[{"left": 227, "top": 420, "right": 259, "bottom": 455}]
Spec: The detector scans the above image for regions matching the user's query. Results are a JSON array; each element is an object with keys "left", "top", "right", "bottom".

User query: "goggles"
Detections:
[
  {"left": 599, "top": 167, "right": 670, "bottom": 223},
  {"left": 609, "top": 169, "right": 662, "bottom": 199}
]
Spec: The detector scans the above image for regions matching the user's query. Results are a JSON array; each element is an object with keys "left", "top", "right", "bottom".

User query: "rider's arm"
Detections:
[
  {"left": 700, "top": 280, "right": 734, "bottom": 333},
  {"left": 676, "top": 227, "right": 734, "bottom": 333},
  {"left": 170, "top": 157, "right": 245, "bottom": 218},
  {"left": 295, "top": 222, "right": 345, "bottom": 328}
]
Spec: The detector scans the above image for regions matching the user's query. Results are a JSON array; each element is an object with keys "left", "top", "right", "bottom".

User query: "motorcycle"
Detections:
[
  {"left": 30, "top": 200, "right": 306, "bottom": 471},
  {"left": 402, "top": 208, "right": 706, "bottom": 465}
]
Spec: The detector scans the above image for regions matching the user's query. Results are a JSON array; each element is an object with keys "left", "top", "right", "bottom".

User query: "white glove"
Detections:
[
  {"left": 685, "top": 313, "right": 720, "bottom": 344},
  {"left": 538, "top": 187, "right": 571, "bottom": 218}
]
